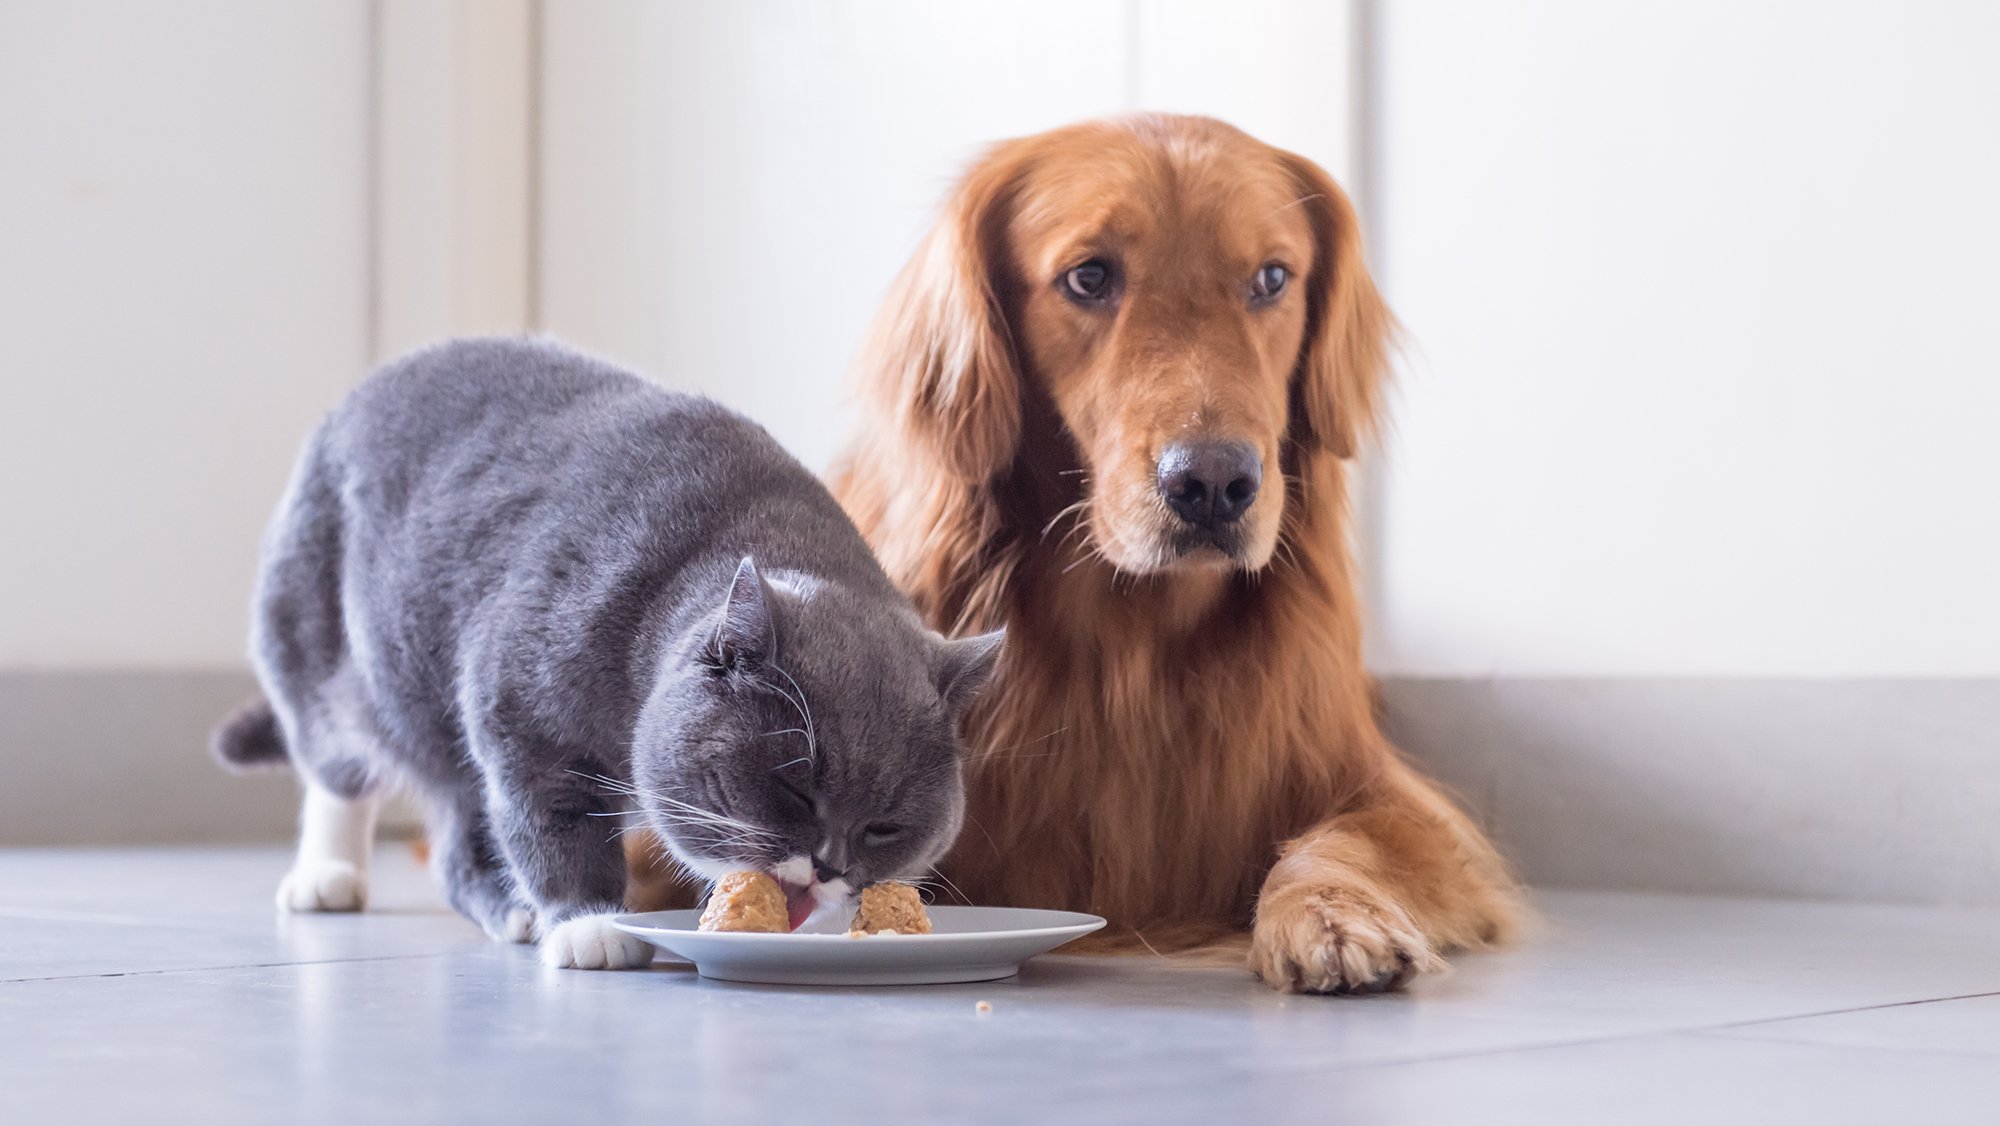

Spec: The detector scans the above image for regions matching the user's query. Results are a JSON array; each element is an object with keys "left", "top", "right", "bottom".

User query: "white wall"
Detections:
[
  {"left": 0, "top": 0, "right": 1356, "bottom": 673},
  {"left": 539, "top": 0, "right": 1357, "bottom": 474},
  {"left": 373, "top": 0, "right": 538, "bottom": 359},
  {"left": 10, "top": 1, "right": 1990, "bottom": 683},
  {"left": 1367, "top": 0, "right": 2000, "bottom": 677},
  {"left": 0, "top": 1, "right": 373, "bottom": 669}
]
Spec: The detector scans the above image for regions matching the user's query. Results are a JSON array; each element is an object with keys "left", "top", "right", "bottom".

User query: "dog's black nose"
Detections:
[{"left": 1157, "top": 440, "right": 1262, "bottom": 529}]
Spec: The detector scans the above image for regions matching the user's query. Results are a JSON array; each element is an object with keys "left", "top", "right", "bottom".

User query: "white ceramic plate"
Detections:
[{"left": 613, "top": 905, "right": 1107, "bottom": 985}]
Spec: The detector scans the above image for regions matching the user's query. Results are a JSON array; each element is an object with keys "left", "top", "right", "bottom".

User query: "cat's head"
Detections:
[{"left": 633, "top": 557, "right": 1003, "bottom": 928}]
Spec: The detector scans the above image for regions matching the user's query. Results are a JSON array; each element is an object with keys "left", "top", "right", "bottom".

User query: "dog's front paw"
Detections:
[
  {"left": 1250, "top": 884, "right": 1439, "bottom": 994},
  {"left": 276, "top": 859, "right": 366, "bottom": 913},
  {"left": 539, "top": 913, "right": 654, "bottom": 970}
]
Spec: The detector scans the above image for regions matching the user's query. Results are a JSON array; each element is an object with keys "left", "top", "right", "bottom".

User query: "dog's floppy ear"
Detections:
[
  {"left": 1281, "top": 153, "right": 1393, "bottom": 460},
  {"left": 856, "top": 141, "right": 1029, "bottom": 483}
]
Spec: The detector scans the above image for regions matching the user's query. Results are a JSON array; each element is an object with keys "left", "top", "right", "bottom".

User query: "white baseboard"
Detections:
[
  {"left": 0, "top": 670, "right": 421, "bottom": 847},
  {"left": 5, "top": 670, "right": 1995, "bottom": 908},
  {"left": 0, "top": 670, "right": 293, "bottom": 845}
]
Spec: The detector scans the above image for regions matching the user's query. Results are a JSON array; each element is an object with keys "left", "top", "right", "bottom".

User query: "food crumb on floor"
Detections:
[{"left": 975, "top": 1000, "right": 993, "bottom": 1014}]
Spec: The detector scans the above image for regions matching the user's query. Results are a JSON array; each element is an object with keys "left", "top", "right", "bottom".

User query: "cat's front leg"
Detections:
[
  {"left": 428, "top": 791, "right": 538, "bottom": 944},
  {"left": 481, "top": 754, "right": 654, "bottom": 971}
]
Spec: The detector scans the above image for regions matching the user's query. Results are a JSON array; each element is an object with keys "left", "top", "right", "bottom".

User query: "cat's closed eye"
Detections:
[
  {"left": 862, "top": 822, "right": 903, "bottom": 845},
  {"left": 775, "top": 777, "right": 814, "bottom": 816}
]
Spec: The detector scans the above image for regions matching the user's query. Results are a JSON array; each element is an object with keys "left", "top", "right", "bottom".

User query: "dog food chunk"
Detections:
[
  {"left": 848, "top": 882, "right": 932, "bottom": 935},
  {"left": 698, "top": 871, "right": 790, "bottom": 933}
]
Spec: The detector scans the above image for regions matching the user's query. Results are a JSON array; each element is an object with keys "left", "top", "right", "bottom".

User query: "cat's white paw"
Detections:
[
  {"left": 489, "top": 906, "right": 538, "bottom": 945},
  {"left": 539, "top": 913, "right": 654, "bottom": 970},
  {"left": 276, "top": 859, "right": 367, "bottom": 913}
]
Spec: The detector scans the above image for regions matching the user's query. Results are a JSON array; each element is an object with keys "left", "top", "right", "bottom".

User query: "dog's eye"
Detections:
[
  {"left": 1251, "top": 263, "right": 1289, "bottom": 302},
  {"left": 1062, "top": 260, "right": 1116, "bottom": 304}
]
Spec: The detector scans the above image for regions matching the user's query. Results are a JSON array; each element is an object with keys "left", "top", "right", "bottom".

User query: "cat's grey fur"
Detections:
[{"left": 215, "top": 337, "right": 1001, "bottom": 965}]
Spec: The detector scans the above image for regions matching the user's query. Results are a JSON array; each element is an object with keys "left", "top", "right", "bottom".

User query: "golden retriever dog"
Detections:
[{"left": 827, "top": 115, "right": 1517, "bottom": 993}]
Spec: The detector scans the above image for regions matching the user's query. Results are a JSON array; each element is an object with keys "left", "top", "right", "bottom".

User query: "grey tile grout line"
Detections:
[
  {"left": 1697, "top": 988, "right": 2000, "bottom": 1033},
  {"left": 1314, "top": 1030, "right": 1724, "bottom": 1074},
  {"left": 1312, "top": 989, "right": 2000, "bottom": 1074},
  {"left": 1686, "top": 1030, "right": 2000, "bottom": 1059},
  {"left": 0, "top": 949, "right": 474, "bottom": 985}
]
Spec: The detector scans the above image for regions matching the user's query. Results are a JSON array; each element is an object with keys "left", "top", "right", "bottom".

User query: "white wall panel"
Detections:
[
  {"left": 373, "top": 0, "right": 537, "bottom": 358},
  {"left": 0, "top": 1, "right": 373, "bottom": 668},
  {"left": 1369, "top": 0, "right": 2000, "bottom": 676}
]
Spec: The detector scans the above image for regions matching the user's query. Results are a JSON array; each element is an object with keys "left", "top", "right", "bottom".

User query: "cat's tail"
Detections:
[{"left": 210, "top": 696, "right": 289, "bottom": 772}]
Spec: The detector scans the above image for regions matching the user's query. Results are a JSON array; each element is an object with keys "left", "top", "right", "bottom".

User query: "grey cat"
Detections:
[{"left": 212, "top": 337, "right": 1002, "bottom": 969}]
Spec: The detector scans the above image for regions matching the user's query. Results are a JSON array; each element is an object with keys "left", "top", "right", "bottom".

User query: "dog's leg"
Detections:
[{"left": 1249, "top": 759, "right": 1518, "bottom": 994}]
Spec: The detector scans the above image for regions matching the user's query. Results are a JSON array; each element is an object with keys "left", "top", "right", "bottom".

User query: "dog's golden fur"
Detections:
[{"left": 830, "top": 115, "right": 1516, "bottom": 992}]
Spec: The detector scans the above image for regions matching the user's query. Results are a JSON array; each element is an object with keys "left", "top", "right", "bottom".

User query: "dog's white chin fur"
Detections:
[{"left": 1100, "top": 538, "right": 1276, "bottom": 579}]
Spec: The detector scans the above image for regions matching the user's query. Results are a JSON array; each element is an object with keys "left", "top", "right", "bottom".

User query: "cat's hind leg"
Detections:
[
  {"left": 252, "top": 432, "right": 385, "bottom": 913},
  {"left": 276, "top": 781, "right": 378, "bottom": 912},
  {"left": 273, "top": 686, "right": 388, "bottom": 912}
]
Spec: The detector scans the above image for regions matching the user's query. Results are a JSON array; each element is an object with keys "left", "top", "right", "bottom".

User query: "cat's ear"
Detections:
[
  {"left": 705, "top": 556, "right": 777, "bottom": 673},
  {"left": 933, "top": 628, "right": 1005, "bottom": 721}
]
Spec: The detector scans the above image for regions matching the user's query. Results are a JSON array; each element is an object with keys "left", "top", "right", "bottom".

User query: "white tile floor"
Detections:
[{"left": 2, "top": 847, "right": 1996, "bottom": 1124}]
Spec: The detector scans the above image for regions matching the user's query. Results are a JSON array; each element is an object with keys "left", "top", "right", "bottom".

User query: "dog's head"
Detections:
[{"left": 865, "top": 115, "right": 1389, "bottom": 577}]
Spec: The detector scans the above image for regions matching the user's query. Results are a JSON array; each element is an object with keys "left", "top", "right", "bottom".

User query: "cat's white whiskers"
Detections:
[
  {"left": 899, "top": 877, "right": 943, "bottom": 904},
  {"left": 576, "top": 768, "right": 785, "bottom": 853},
  {"left": 628, "top": 829, "right": 706, "bottom": 890},
  {"left": 962, "top": 810, "right": 1001, "bottom": 855},
  {"left": 1128, "top": 927, "right": 1174, "bottom": 963},
  {"left": 975, "top": 749, "right": 1061, "bottom": 766},
  {"left": 565, "top": 769, "right": 645, "bottom": 800},
  {"left": 649, "top": 813, "right": 767, "bottom": 843},
  {"left": 651, "top": 808, "right": 772, "bottom": 840},
  {"left": 922, "top": 866, "right": 971, "bottom": 905},
  {"left": 974, "top": 725, "right": 1070, "bottom": 766},
  {"left": 646, "top": 794, "right": 780, "bottom": 840},
  {"left": 647, "top": 793, "right": 760, "bottom": 823},
  {"left": 765, "top": 663, "right": 819, "bottom": 762},
  {"left": 655, "top": 829, "right": 762, "bottom": 851}
]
